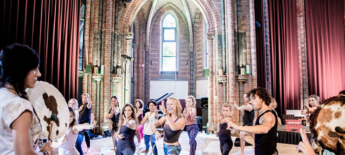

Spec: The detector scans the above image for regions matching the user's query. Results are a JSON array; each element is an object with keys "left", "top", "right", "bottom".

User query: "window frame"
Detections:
[{"left": 161, "top": 14, "right": 177, "bottom": 72}]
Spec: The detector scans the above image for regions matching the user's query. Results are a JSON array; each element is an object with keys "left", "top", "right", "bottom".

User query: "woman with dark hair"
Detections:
[
  {"left": 0, "top": 44, "right": 52, "bottom": 154},
  {"left": 58, "top": 107, "right": 95, "bottom": 155},
  {"left": 135, "top": 99, "right": 144, "bottom": 140},
  {"left": 106, "top": 96, "right": 121, "bottom": 152},
  {"left": 140, "top": 101, "right": 158, "bottom": 155},
  {"left": 116, "top": 103, "right": 138, "bottom": 155}
]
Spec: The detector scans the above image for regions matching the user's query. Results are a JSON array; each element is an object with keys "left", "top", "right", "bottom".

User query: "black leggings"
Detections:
[{"left": 220, "top": 140, "right": 233, "bottom": 155}]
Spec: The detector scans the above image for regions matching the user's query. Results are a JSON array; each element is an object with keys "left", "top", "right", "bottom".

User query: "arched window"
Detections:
[{"left": 161, "top": 14, "right": 177, "bottom": 71}]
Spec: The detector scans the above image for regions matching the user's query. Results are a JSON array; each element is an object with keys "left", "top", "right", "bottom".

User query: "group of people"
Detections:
[
  {"left": 1, "top": 43, "right": 343, "bottom": 155},
  {"left": 105, "top": 96, "right": 199, "bottom": 155}
]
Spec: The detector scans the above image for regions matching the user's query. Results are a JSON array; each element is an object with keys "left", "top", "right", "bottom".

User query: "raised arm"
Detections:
[
  {"left": 165, "top": 115, "right": 185, "bottom": 131},
  {"left": 229, "top": 112, "right": 276, "bottom": 134},
  {"left": 233, "top": 101, "right": 253, "bottom": 111},
  {"left": 87, "top": 97, "right": 92, "bottom": 109}
]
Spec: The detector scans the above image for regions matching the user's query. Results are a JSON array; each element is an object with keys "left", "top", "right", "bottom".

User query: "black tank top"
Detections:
[
  {"left": 163, "top": 118, "right": 182, "bottom": 143},
  {"left": 108, "top": 109, "right": 120, "bottom": 131},
  {"left": 118, "top": 125, "right": 136, "bottom": 148},
  {"left": 243, "top": 103, "right": 255, "bottom": 126},
  {"left": 254, "top": 110, "right": 278, "bottom": 155},
  {"left": 79, "top": 103, "right": 92, "bottom": 124},
  {"left": 219, "top": 123, "right": 232, "bottom": 142}
]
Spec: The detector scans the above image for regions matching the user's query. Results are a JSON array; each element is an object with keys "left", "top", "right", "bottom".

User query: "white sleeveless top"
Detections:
[
  {"left": 0, "top": 88, "right": 42, "bottom": 155},
  {"left": 143, "top": 112, "right": 157, "bottom": 135},
  {"left": 58, "top": 129, "right": 79, "bottom": 155}
]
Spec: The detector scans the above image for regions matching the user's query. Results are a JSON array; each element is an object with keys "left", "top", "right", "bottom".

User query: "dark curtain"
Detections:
[
  {"left": 0, "top": 0, "right": 80, "bottom": 100},
  {"left": 269, "top": 0, "right": 300, "bottom": 115},
  {"left": 305, "top": 0, "right": 345, "bottom": 102},
  {"left": 255, "top": 0, "right": 266, "bottom": 88}
]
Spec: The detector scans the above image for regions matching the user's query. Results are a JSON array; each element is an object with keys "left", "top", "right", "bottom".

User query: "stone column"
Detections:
[
  {"left": 189, "top": 43, "right": 194, "bottom": 96},
  {"left": 124, "top": 33, "right": 133, "bottom": 105},
  {"left": 92, "top": 75, "right": 103, "bottom": 134},
  {"left": 144, "top": 44, "right": 150, "bottom": 103},
  {"left": 207, "top": 32, "right": 215, "bottom": 132}
]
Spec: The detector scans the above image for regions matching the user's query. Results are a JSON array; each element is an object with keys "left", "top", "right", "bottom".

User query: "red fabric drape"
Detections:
[
  {"left": 269, "top": 0, "right": 300, "bottom": 115},
  {"left": 0, "top": 0, "right": 80, "bottom": 100},
  {"left": 305, "top": 0, "right": 345, "bottom": 102},
  {"left": 255, "top": 0, "right": 266, "bottom": 88}
]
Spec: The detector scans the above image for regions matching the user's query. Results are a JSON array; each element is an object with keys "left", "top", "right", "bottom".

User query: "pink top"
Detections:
[{"left": 185, "top": 108, "right": 197, "bottom": 125}]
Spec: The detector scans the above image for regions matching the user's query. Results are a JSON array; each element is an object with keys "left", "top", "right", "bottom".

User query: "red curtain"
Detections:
[
  {"left": 255, "top": 0, "right": 266, "bottom": 88},
  {"left": 269, "top": 0, "right": 300, "bottom": 115},
  {"left": 305, "top": 0, "right": 345, "bottom": 102},
  {"left": 0, "top": 0, "right": 80, "bottom": 100}
]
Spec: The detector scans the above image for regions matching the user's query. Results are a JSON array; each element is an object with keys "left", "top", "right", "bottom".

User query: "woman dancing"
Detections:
[
  {"left": 106, "top": 96, "right": 121, "bottom": 152},
  {"left": 140, "top": 101, "right": 158, "bottom": 155},
  {"left": 151, "top": 97, "right": 185, "bottom": 155},
  {"left": 218, "top": 104, "right": 234, "bottom": 155},
  {"left": 135, "top": 99, "right": 144, "bottom": 141},
  {"left": 58, "top": 107, "right": 95, "bottom": 155},
  {"left": 117, "top": 103, "right": 137, "bottom": 155},
  {"left": 184, "top": 96, "right": 199, "bottom": 155}
]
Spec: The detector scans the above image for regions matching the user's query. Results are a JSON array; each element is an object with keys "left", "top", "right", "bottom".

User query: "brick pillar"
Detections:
[
  {"left": 124, "top": 33, "right": 133, "bottom": 105},
  {"left": 225, "top": 0, "right": 239, "bottom": 124},
  {"left": 297, "top": 0, "right": 309, "bottom": 107},
  {"left": 249, "top": 0, "right": 257, "bottom": 88},
  {"left": 92, "top": 75, "right": 103, "bottom": 134},
  {"left": 207, "top": 32, "right": 216, "bottom": 131},
  {"left": 144, "top": 45, "right": 150, "bottom": 103}
]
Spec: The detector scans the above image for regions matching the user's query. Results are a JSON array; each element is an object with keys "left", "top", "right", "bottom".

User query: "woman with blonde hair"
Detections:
[
  {"left": 269, "top": 98, "right": 282, "bottom": 126},
  {"left": 68, "top": 98, "right": 79, "bottom": 120},
  {"left": 116, "top": 103, "right": 137, "bottom": 155},
  {"left": 151, "top": 97, "right": 185, "bottom": 155},
  {"left": 301, "top": 95, "right": 320, "bottom": 124},
  {"left": 184, "top": 95, "right": 199, "bottom": 155},
  {"left": 218, "top": 104, "right": 234, "bottom": 155}
]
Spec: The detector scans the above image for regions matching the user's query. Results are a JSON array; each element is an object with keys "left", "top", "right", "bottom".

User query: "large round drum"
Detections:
[
  {"left": 27, "top": 81, "right": 69, "bottom": 140},
  {"left": 310, "top": 96, "right": 345, "bottom": 154}
]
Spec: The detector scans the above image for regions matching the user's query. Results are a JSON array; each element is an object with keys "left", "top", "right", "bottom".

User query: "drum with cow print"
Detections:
[
  {"left": 27, "top": 81, "right": 70, "bottom": 140},
  {"left": 310, "top": 96, "right": 345, "bottom": 154}
]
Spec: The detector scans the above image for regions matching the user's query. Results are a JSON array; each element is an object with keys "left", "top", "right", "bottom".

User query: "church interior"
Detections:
[{"left": 1, "top": 0, "right": 345, "bottom": 154}]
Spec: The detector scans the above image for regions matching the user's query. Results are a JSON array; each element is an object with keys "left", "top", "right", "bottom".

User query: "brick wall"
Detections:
[
  {"left": 132, "top": 10, "right": 146, "bottom": 101},
  {"left": 149, "top": 4, "right": 190, "bottom": 82},
  {"left": 193, "top": 9, "right": 206, "bottom": 97}
]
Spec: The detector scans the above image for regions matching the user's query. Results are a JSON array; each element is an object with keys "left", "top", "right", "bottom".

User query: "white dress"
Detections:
[
  {"left": 58, "top": 123, "right": 92, "bottom": 155},
  {"left": 0, "top": 88, "right": 42, "bottom": 155},
  {"left": 58, "top": 128, "right": 79, "bottom": 155}
]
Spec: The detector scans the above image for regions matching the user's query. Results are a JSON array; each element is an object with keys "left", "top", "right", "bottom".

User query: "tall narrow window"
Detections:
[
  {"left": 162, "top": 14, "right": 177, "bottom": 71},
  {"left": 79, "top": 0, "right": 86, "bottom": 71}
]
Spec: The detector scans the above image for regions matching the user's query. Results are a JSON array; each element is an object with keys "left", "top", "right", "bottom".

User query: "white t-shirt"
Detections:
[
  {"left": 0, "top": 88, "right": 42, "bottom": 155},
  {"left": 143, "top": 112, "right": 157, "bottom": 135}
]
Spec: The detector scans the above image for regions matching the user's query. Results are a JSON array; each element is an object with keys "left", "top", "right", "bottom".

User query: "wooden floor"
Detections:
[{"left": 86, "top": 131, "right": 302, "bottom": 155}]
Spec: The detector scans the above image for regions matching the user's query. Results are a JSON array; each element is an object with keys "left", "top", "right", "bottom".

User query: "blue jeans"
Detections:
[
  {"left": 75, "top": 129, "right": 91, "bottom": 155},
  {"left": 144, "top": 134, "right": 157, "bottom": 155},
  {"left": 75, "top": 133, "right": 84, "bottom": 155},
  {"left": 163, "top": 144, "right": 181, "bottom": 155}
]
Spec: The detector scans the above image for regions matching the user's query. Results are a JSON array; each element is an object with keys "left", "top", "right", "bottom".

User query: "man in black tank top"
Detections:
[
  {"left": 227, "top": 88, "right": 278, "bottom": 155},
  {"left": 233, "top": 93, "right": 255, "bottom": 155}
]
